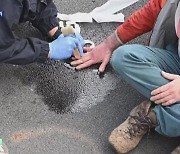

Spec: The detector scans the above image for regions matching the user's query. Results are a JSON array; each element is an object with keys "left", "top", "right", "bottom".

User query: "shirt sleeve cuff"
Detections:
[
  {"left": 37, "top": 42, "right": 49, "bottom": 63},
  {"left": 114, "top": 30, "right": 124, "bottom": 45}
]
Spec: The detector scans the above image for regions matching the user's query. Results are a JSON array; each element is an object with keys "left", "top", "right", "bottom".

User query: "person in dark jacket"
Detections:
[
  {"left": 0, "top": 0, "right": 84, "bottom": 64},
  {"left": 0, "top": 1, "right": 84, "bottom": 153}
]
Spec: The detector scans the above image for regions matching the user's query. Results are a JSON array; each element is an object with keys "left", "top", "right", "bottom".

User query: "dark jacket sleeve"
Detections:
[
  {"left": 21, "top": 0, "right": 59, "bottom": 36},
  {"left": 0, "top": 0, "right": 53, "bottom": 65}
]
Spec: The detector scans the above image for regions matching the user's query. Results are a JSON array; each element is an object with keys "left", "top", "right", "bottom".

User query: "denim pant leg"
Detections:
[{"left": 110, "top": 44, "right": 180, "bottom": 137}]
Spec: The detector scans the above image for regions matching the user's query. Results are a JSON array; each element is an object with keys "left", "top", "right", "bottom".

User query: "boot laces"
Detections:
[{"left": 124, "top": 111, "right": 153, "bottom": 139}]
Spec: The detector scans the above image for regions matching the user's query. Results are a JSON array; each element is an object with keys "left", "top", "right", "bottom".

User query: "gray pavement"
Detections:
[{"left": 0, "top": 0, "right": 180, "bottom": 154}]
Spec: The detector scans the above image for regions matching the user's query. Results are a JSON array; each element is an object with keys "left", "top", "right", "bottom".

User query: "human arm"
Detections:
[
  {"left": 49, "top": 34, "right": 84, "bottom": 60},
  {"left": 0, "top": 0, "right": 53, "bottom": 64},
  {"left": 0, "top": 22, "right": 84, "bottom": 64},
  {"left": 0, "top": 0, "right": 84, "bottom": 64},
  {"left": 150, "top": 71, "right": 180, "bottom": 106},
  {"left": 21, "top": 0, "right": 59, "bottom": 37},
  {"left": 71, "top": 32, "right": 121, "bottom": 72},
  {"left": 116, "top": 0, "right": 164, "bottom": 43},
  {"left": 0, "top": 16, "right": 49, "bottom": 64},
  {"left": 48, "top": 26, "right": 58, "bottom": 38},
  {"left": 71, "top": 0, "right": 165, "bottom": 71}
]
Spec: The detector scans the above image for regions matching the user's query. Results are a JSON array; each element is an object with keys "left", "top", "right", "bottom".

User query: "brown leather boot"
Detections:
[
  {"left": 109, "top": 101, "right": 156, "bottom": 153},
  {"left": 171, "top": 145, "right": 180, "bottom": 154}
]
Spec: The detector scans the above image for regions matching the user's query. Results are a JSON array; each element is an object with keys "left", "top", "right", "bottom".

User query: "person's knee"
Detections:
[{"left": 110, "top": 44, "right": 141, "bottom": 74}]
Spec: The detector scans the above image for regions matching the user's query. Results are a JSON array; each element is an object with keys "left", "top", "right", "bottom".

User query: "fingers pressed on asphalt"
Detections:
[
  {"left": 71, "top": 54, "right": 90, "bottom": 66},
  {"left": 76, "top": 60, "right": 93, "bottom": 70},
  {"left": 99, "top": 57, "right": 110, "bottom": 72},
  {"left": 83, "top": 47, "right": 93, "bottom": 53}
]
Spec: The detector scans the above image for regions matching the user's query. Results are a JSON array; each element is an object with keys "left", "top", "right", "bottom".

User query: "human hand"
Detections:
[
  {"left": 150, "top": 71, "right": 180, "bottom": 106},
  {"left": 66, "top": 32, "right": 85, "bottom": 49},
  {"left": 49, "top": 34, "right": 84, "bottom": 60},
  {"left": 74, "top": 32, "right": 85, "bottom": 47},
  {"left": 71, "top": 32, "right": 121, "bottom": 72},
  {"left": 71, "top": 42, "right": 113, "bottom": 72}
]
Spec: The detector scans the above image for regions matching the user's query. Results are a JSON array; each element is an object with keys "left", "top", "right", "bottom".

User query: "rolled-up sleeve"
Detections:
[{"left": 116, "top": 0, "right": 164, "bottom": 43}]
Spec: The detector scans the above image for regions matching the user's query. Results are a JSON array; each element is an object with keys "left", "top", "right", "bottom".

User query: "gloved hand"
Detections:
[
  {"left": 49, "top": 34, "right": 84, "bottom": 60},
  {"left": 67, "top": 32, "right": 85, "bottom": 49},
  {"left": 75, "top": 32, "right": 85, "bottom": 47}
]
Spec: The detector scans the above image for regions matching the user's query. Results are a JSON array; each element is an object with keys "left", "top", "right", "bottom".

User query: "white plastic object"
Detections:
[
  {"left": 84, "top": 40, "right": 95, "bottom": 48},
  {"left": 58, "top": 20, "right": 81, "bottom": 33},
  {"left": 66, "top": 21, "right": 81, "bottom": 33},
  {"left": 57, "top": 13, "right": 93, "bottom": 23},
  {"left": 57, "top": 0, "right": 139, "bottom": 23},
  {"left": 59, "top": 21, "right": 64, "bottom": 28}
]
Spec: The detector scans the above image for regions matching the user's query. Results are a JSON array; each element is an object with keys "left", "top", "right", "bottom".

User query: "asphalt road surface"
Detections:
[{"left": 0, "top": 0, "right": 180, "bottom": 154}]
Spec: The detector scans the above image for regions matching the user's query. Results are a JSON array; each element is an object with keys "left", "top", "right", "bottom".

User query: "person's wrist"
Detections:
[
  {"left": 51, "top": 26, "right": 62, "bottom": 40},
  {"left": 48, "top": 26, "right": 58, "bottom": 37},
  {"left": 114, "top": 30, "right": 123, "bottom": 45},
  {"left": 104, "top": 32, "right": 122, "bottom": 52},
  {"left": 48, "top": 52, "right": 50, "bottom": 58}
]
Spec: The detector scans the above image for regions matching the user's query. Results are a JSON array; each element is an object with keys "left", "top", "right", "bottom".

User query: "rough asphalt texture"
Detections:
[{"left": 0, "top": 0, "right": 180, "bottom": 154}]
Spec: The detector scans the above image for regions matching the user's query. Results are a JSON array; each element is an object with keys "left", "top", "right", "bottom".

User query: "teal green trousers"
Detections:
[{"left": 110, "top": 44, "right": 180, "bottom": 137}]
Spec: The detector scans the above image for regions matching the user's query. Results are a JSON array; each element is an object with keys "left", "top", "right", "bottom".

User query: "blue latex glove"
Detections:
[
  {"left": 75, "top": 32, "right": 85, "bottom": 47},
  {"left": 49, "top": 34, "right": 84, "bottom": 60},
  {"left": 67, "top": 32, "right": 85, "bottom": 47},
  {"left": 66, "top": 32, "right": 85, "bottom": 57}
]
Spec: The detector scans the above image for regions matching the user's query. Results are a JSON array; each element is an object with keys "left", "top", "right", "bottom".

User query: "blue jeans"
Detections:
[{"left": 110, "top": 44, "right": 180, "bottom": 137}]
